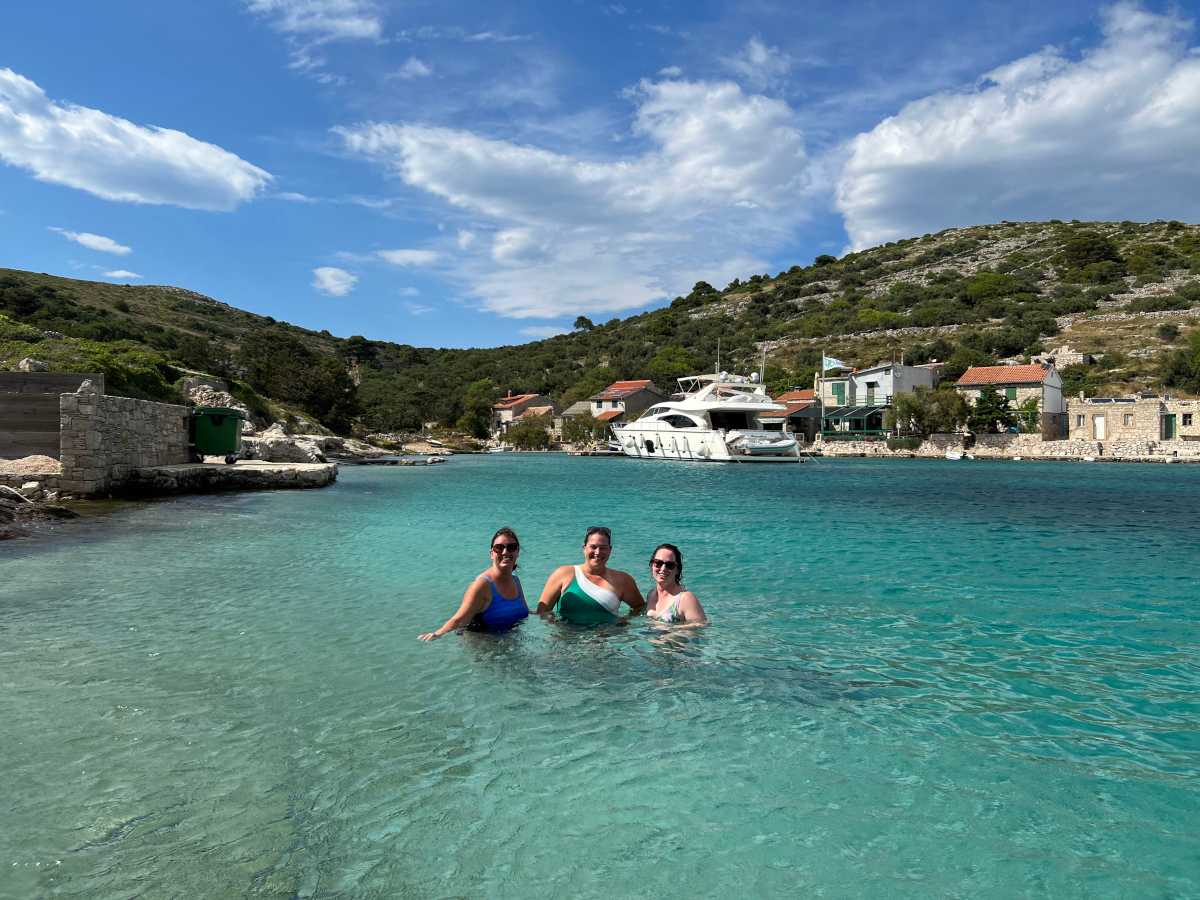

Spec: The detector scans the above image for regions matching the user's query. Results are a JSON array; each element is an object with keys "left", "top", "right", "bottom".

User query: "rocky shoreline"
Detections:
[{"left": 0, "top": 484, "right": 81, "bottom": 540}]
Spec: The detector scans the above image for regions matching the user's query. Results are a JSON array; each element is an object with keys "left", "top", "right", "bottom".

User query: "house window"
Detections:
[
  {"left": 1076, "top": 414, "right": 1085, "bottom": 428},
  {"left": 1185, "top": 414, "right": 1194, "bottom": 427},
  {"left": 1005, "top": 387, "right": 1017, "bottom": 401},
  {"left": 1123, "top": 414, "right": 1134, "bottom": 427}
]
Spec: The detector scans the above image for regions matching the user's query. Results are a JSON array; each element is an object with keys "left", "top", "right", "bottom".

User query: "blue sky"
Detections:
[{"left": 4, "top": 1, "right": 1200, "bottom": 348}]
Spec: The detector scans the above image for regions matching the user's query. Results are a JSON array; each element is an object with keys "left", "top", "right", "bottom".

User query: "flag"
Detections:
[{"left": 823, "top": 355, "right": 846, "bottom": 371}]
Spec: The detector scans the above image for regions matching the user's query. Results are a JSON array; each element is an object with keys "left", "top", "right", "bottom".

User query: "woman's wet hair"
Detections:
[
  {"left": 491, "top": 526, "right": 521, "bottom": 569},
  {"left": 584, "top": 526, "right": 612, "bottom": 547},
  {"left": 651, "top": 543, "right": 683, "bottom": 585}
]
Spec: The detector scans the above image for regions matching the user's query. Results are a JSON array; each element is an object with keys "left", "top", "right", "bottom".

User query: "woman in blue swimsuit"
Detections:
[{"left": 418, "top": 527, "right": 530, "bottom": 640}]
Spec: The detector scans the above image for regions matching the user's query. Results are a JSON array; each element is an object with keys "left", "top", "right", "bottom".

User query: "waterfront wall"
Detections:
[
  {"left": 817, "top": 432, "right": 1200, "bottom": 461},
  {"left": 58, "top": 383, "right": 191, "bottom": 495}
]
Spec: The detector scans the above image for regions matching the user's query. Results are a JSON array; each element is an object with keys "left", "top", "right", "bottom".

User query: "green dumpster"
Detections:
[{"left": 191, "top": 407, "right": 244, "bottom": 464}]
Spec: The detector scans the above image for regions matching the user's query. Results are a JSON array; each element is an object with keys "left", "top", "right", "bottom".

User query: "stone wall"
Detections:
[
  {"left": 58, "top": 383, "right": 190, "bottom": 495},
  {"left": 1068, "top": 397, "right": 1200, "bottom": 442},
  {"left": 817, "top": 431, "right": 1200, "bottom": 461}
]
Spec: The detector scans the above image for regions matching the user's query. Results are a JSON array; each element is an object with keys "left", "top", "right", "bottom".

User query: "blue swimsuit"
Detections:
[{"left": 470, "top": 576, "right": 529, "bottom": 631}]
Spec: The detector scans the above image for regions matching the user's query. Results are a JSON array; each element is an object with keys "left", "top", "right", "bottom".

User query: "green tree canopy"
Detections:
[
  {"left": 1060, "top": 230, "right": 1122, "bottom": 270},
  {"left": 967, "top": 384, "right": 1015, "bottom": 434}
]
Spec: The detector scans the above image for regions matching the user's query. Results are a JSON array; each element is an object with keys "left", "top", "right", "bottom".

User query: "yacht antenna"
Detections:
[{"left": 716, "top": 338, "right": 720, "bottom": 377}]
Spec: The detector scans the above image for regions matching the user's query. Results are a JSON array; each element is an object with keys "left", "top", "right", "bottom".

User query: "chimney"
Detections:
[{"left": 507, "top": 390, "right": 512, "bottom": 398}]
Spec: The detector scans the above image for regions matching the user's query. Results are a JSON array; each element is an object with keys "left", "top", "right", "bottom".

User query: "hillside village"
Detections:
[{"left": 4, "top": 218, "right": 1200, "bottom": 467}]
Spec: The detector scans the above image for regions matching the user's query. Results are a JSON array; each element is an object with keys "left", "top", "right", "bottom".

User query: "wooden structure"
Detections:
[{"left": 0, "top": 373, "right": 104, "bottom": 459}]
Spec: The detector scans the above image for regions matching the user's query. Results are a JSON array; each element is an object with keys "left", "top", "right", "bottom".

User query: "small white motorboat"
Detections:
[
  {"left": 945, "top": 450, "right": 963, "bottom": 461},
  {"left": 488, "top": 445, "right": 514, "bottom": 453}
]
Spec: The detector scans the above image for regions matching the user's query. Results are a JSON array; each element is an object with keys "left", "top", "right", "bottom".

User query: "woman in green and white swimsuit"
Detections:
[
  {"left": 645, "top": 543, "right": 707, "bottom": 625},
  {"left": 537, "top": 526, "right": 645, "bottom": 622}
]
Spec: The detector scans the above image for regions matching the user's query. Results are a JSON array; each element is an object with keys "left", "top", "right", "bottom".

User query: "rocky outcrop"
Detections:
[
  {"left": 183, "top": 385, "right": 257, "bottom": 433},
  {"left": 0, "top": 490, "right": 80, "bottom": 539},
  {"left": 239, "top": 427, "right": 387, "bottom": 463}
]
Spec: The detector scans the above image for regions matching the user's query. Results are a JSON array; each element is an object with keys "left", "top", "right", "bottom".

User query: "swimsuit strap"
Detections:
[{"left": 477, "top": 574, "right": 521, "bottom": 602}]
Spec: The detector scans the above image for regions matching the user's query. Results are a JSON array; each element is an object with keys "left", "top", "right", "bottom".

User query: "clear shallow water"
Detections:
[{"left": 3, "top": 455, "right": 1199, "bottom": 899}]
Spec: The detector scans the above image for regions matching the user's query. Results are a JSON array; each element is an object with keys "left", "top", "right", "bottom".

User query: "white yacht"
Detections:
[{"left": 613, "top": 372, "right": 801, "bottom": 463}]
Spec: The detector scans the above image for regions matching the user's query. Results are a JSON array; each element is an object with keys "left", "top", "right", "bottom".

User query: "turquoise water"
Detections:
[{"left": 3, "top": 455, "right": 1199, "bottom": 899}]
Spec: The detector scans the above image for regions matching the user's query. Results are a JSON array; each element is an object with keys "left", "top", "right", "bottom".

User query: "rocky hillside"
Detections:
[{"left": 4, "top": 218, "right": 1200, "bottom": 435}]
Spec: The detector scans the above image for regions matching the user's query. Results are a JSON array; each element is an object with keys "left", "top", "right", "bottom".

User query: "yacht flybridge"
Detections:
[{"left": 613, "top": 372, "right": 801, "bottom": 463}]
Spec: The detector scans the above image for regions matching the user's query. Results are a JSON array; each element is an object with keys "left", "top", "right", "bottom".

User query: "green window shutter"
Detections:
[{"left": 1005, "top": 387, "right": 1017, "bottom": 401}]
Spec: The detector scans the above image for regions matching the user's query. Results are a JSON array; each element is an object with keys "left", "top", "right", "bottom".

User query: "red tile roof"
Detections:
[
  {"left": 956, "top": 365, "right": 1052, "bottom": 386},
  {"left": 590, "top": 380, "right": 659, "bottom": 401},
  {"left": 776, "top": 389, "right": 814, "bottom": 402},
  {"left": 594, "top": 409, "right": 624, "bottom": 421},
  {"left": 518, "top": 406, "right": 554, "bottom": 418},
  {"left": 493, "top": 393, "right": 540, "bottom": 409},
  {"left": 761, "top": 401, "right": 815, "bottom": 419}
]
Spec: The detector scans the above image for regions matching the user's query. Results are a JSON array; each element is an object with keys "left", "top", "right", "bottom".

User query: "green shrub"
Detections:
[
  {"left": 1126, "top": 294, "right": 1192, "bottom": 314},
  {"left": 887, "top": 437, "right": 921, "bottom": 451}
]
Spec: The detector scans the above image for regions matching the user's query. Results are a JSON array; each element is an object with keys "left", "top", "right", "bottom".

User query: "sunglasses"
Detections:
[
  {"left": 649, "top": 559, "right": 678, "bottom": 571},
  {"left": 492, "top": 543, "right": 520, "bottom": 554}
]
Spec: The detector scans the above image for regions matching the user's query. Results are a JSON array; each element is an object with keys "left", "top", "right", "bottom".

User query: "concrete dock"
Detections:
[
  {"left": 123, "top": 460, "right": 338, "bottom": 496},
  {"left": 2, "top": 460, "right": 338, "bottom": 501}
]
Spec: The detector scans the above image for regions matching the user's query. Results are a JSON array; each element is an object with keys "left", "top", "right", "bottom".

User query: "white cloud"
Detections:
[
  {"left": 245, "top": 0, "right": 381, "bottom": 42},
  {"left": 50, "top": 228, "right": 132, "bottom": 255},
  {"left": 277, "top": 191, "right": 318, "bottom": 202},
  {"left": 102, "top": 270, "right": 141, "bottom": 279},
  {"left": 836, "top": 2, "right": 1200, "bottom": 249},
  {"left": 457, "top": 229, "right": 476, "bottom": 249},
  {"left": 659, "top": 66, "right": 683, "bottom": 77},
  {"left": 520, "top": 325, "right": 569, "bottom": 338},
  {"left": 464, "top": 31, "right": 533, "bottom": 43},
  {"left": 0, "top": 69, "right": 271, "bottom": 210},
  {"left": 312, "top": 266, "right": 358, "bottom": 296},
  {"left": 376, "top": 249, "right": 440, "bottom": 266},
  {"left": 722, "top": 38, "right": 791, "bottom": 89},
  {"left": 399, "top": 287, "right": 419, "bottom": 295},
  {"left": 396, "top": 57, "right": 432, "bottom": 79},
  {"left": 338, "top": 77, "right": 808, "bottom": 317},
  {"left": 403, "top": 301, "right": 436, "bottom": 315}
]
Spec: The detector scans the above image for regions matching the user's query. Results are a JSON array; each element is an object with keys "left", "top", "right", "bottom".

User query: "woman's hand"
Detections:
[{"left": 418, "top": 578, "right": 491, "bottom": 641}]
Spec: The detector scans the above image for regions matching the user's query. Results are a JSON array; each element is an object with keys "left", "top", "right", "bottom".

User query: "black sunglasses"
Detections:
[
  {"left": 492, "top": 543, "right": 520, "bottom": 554},
  {"left": 649, "top": 559, "right": 678, "bottom": 571}
]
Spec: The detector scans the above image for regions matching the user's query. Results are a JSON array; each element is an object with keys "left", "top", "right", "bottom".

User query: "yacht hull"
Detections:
[{"left": 614, "top": 427, "right": 801, "bottom": 463}]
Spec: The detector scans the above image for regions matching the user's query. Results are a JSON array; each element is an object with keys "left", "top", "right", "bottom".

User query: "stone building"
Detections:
[
  {"left": 491, "top": 393, "right": 555, "bottom": 436},
  {"left": 1068, "top": 395, "right": 1200, "bottom": 442},
  {"left": 1032, "top": 345, "right": 1093, "bottom": 367},
  {"left": 588, "top": 380, "right": 663, "bottom": 424},
  {"left": 956, "top": 364, "right": 1068, "bottom": 436}
]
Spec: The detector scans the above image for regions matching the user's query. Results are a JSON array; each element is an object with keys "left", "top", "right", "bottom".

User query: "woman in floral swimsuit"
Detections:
[{"left": 644, "top": 543, "right": 706, "bottom": 625}]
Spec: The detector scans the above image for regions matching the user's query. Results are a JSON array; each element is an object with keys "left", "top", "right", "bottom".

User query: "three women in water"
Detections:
[{"left": 418, "top": 525, "right": 706, "bottom": 639}]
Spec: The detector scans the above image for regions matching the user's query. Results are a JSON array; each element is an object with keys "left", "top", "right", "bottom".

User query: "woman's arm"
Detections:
[
  {"left": 536, "top": 566, "right": 571, "bottom": 613},
  {"left": 678, "top": 591, "right": 707, "bottom": 624},
  {"left": 617, "top": 571, "right": 646, "bottom": 612},
  {"left": 418, "top": 578, "right": 491, "bottom": 640}
]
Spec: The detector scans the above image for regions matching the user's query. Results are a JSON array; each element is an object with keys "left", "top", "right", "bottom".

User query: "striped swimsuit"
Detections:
[{"left": 557, "top": 565, "right": 622, "bottom": 623}]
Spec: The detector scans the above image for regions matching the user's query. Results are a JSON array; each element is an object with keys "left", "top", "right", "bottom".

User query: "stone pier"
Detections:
[{"left": 122, "top": 460, "right": 338, "bottom": 496}]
